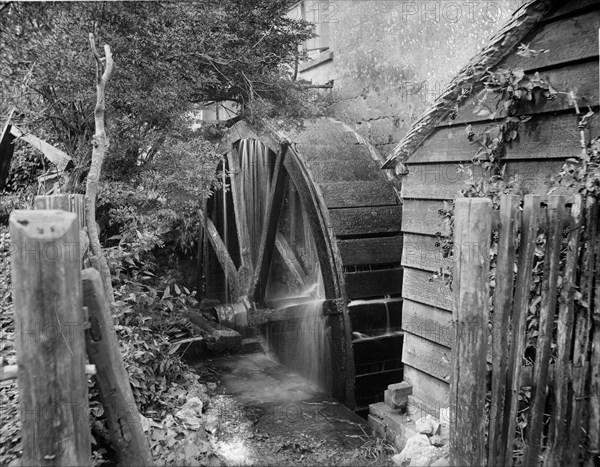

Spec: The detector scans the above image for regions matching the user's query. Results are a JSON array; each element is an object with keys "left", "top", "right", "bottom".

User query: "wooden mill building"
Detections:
[{"left": 383, "top": 0, "right": 600, "bottom": 415}]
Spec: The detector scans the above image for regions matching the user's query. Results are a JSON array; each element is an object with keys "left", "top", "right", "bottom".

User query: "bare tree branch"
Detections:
[{"left": 85, "top": 33, "right": 115, "bottom": 308}]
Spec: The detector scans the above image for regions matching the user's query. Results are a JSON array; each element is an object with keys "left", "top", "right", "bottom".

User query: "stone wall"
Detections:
[{"left": 297, "top": 0, "right": 525, "bottom": 156}]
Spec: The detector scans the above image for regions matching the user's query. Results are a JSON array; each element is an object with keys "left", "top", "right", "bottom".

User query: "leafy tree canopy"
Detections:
[{"left": 0, "top": 0, "right": 317, "bottom": 187}]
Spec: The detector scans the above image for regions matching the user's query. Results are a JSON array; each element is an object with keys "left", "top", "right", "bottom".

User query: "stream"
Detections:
[{"left": 196, "top": 352, "right": 395, "bottom": 466}]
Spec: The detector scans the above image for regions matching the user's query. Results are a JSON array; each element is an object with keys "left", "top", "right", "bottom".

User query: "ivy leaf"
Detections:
[{"left": 163, "top": 286, "right": 171, "bottom": 299}]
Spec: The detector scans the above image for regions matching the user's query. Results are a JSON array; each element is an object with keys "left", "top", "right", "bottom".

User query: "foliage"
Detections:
[
  {"left": 0, "top": 226, "right": 20, "bottom": 466},
  {"left": 0, "top": 1, "right": 317, "bottom": 191},
  {"left": 557, "top": 120, "right": 600, "bottom": 198}
]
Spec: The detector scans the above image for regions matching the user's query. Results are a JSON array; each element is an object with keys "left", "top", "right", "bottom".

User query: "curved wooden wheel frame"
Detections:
[{"left": 201, "top": 123, "right": 355, "bottom": 407}]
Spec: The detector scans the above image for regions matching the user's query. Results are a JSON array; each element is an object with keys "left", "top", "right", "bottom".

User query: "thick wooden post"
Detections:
[
  {"left": 10, "top": 210, "right": 90, "bottom": 466},
  {"left": 81, "top": 268, "right": 152, "bottom": 466},
  {"left": 450, "top": 198, "right": 491, "bottom": 467}
]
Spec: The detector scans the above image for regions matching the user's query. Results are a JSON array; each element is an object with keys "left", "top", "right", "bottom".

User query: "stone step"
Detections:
[{"left": 367, "top": 401, "right": 418, "bottom": 451}]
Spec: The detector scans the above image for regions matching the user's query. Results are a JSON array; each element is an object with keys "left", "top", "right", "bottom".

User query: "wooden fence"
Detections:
[
  {"left": 450, "top": 195, "right": 600, "bottom": 466},
  {"left": 2, "top": 194, "right": 151, "bottom": 466}
]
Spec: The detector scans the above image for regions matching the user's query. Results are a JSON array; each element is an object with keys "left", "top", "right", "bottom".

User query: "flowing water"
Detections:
[{"left": 264, "top": 274, "right": 333, "bottom": 395}]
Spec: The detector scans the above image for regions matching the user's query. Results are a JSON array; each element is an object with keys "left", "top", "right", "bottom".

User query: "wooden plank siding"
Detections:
[
  {"left": 401, "top": 200, "right": 450, "bottom": 236},
  {"left": 449, "top": 59, "right": 599, "bottom": 126},
  {"left": 402, "top": 333, "right": 451, "bottom": 383},
  {"left": 398, "top": 4, "right": 600, "bottom": 411},
  {"left": 401, "top": 299, "right": 453, "bottom": 348},
  {"left": 406, "top": 112, "right": 599, "bottom": 164},
  {"left": 403, "top": 364, "right": 450, "bottom": 410},
  {"left": 401, "top": 233, "right": 452, "bottom": 273},
  {"left": 402, "top": 159, "right": 572, "bottom": 200},
  {"left": 401, "top": 268, "right": 453, "bottom": 312},
  {"left": 501, "top": 9, "right": 600, "bottom": 70}
]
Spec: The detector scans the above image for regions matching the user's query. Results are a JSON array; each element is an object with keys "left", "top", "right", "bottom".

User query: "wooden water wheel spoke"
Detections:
[
  {"left": 226, "top": 148, "right": 252, "bottom": 283},
  {"left": 275, "top": 232, "right": 309, "bottom": 289},
  {"left": 198, "top": 210, "right": 242, "bottom": 299},
  {"left": 250, "top": 146, "right": 289, "bottom": 302}
]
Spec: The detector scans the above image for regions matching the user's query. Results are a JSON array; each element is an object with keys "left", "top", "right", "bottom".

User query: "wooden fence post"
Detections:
[
  {"left": 82, "top": 268, "right": 153, "bottom": 466},
  {"left": 9, "top": 209, "right": 90, "bottom": 466},
  {"left": 450, "top": 198, "right": 491, "bottom": 467},
  {"left": 524, "top": 196, "right": 566, "bottom": 466},
  {"left": 488, "top": 194, "right": 520, "bottom": 467}
]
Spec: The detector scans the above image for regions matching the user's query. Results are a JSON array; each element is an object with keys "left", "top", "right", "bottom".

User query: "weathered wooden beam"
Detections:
[
  {"left": 502, "top": 195, "right": 541, "bottom": 466},
  {"left": 250, "top": 146, "right": 288, "bottom": 303},
  {"left": 198, "top": 210, "right": 242, "bottom": 300},
  {"left": 488, "top": 195, "right": 519, "bottom": 467},
  {"left": 545, "top": 196, "right": 582, "bottom": 466},
  {"left": 82, "top": 268, "right": 152, "bottom": 466},
  {"left": 450, "top": 198, "right": 491, "bottom": 467},
  {"left": 567, "top": 197, "right": 598, "bottom": 464},
  {"left": 524, "top": 196, "right": 566, "bottom": 467},
  {"left": 10, "top": 209, "right": 91, "bottom": 466}
]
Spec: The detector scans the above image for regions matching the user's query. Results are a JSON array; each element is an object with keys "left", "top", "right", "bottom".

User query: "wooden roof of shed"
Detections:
[{"left": 382, "top": 0, "right": 566, "bottom": 170}]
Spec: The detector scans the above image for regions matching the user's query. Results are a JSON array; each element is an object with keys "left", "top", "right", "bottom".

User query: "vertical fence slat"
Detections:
[
  {"left": 9, "top": 210, "right": 90, "bottom": 466},
  {"left": 488, "top": 194, "right": 520, "bottom": 467},
  {"left": 524, "top": 196, "right": 566, "bottom": 466},
  {"left": 588, "top": 192, "right": 600, "bottom": 464},
  {"left": 450, "top": 198, "right": 491, "bottom": 467},
  {"left": 568, "top": 197, "right": 597, "bottom": 465},
  {"left": 544, "top": 196, "right": 582, "bottom": 466},
  {"left": 502, "top": 194, "right": 541, "bottom": 466},
  {"left": 589, "top": 280, "right": 600, "bottom": 463}
]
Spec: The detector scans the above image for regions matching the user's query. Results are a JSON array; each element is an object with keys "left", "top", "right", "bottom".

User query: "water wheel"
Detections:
[{"left": 199, "top": 118, "right": 404, "bottom": 412}]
